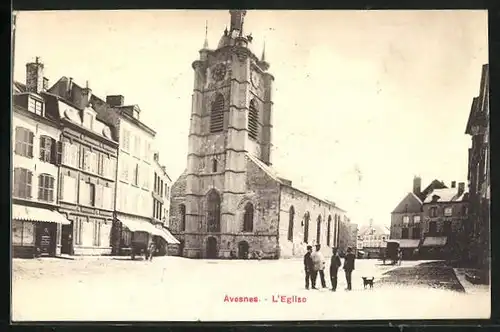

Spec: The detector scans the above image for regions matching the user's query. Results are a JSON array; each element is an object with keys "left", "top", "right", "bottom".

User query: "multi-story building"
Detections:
[
  {"left": 169, "top": 10, "right": 350, "bottom": 259},
  {"left": 12, "top": 58, "right": 70, "bottom": 258},
  {"left": 390, "top": 177, "right": 447, "bottom": 257},
  {"left": 151, "top": 152, "right": 177, "bottom": 254},
  {"left": 420, "top": 181, "right": 469, "bottom": 260},
  {"left": 45, "top": 77, "right": 119, "bottom": 256},
  {"left": 152, "top": 152, "right": 172, "bottom": 226},
  {"left": 465, "top": 63, "right": 489, "bottom": 272},
  {"left": 357, "top": 220, "right": 390, "bottom": 258}
]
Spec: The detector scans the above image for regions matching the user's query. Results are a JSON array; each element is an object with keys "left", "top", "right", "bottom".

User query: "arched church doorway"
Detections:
[
  {"left": 238, "top": 241, "right": 250, "bottom": 259},
  {"left": 206, "top": 237, "right": 218, "bottom": 259}
]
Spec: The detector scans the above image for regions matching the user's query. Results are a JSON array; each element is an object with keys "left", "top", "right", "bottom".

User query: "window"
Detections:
[
  {"left": 210, "top": 93, "right": 224, "bottom": 133},
  {"left": 287, "top": 206, "right": 295, "bottom": 242},
  {"left": 413, "top": 227, "right": 421, "bottom": 239},
  {"left": 28, "top": 97, "right": 43, "bottom": 115},
  {"left": 179, "top": 204, "right": 186, "bottom": 231},
  {"left": 444, "top": 207, "right": 453, "bottom": 217},
  {"left": 429, "top": 207, "right": 438, "bottom": 218},
  {"left": 402, "top": 216, "right": 409, "bottom": 224},
  {"left": 133, "top": 136, "right": 141, "bottom": 157},
  {"left": 144, "top": 142, "right": 151, "bottom": 161},
  {"left": 14, "top": 127, "right": 34, "bottom": 158},
  {"left": 303, "top": 212, "right": 310, "bottom": 243},
  {"left": 61, "top": 175, "right": 77, "bottom": 203},
  {"left": 160, "top": 180, "right": 164, "bottom": 197},
  {"left": 38, "top": 174, "right": 55, "bottom": 202},
  {"left": 443, "top": 220, "right": 452, "bottom": 234},
  {"left": 93, "top": 220, "right": 101, "bottom": 246},
  {"left": 413, "top": 215, "right": 421, "bottom": 224},
  {"left": 154, "top": 174, "right": 158, "bottom": 194},
  {"left": 243, "top": 202, "right": 254, "bottom": 232},
  {"left": 212, "top": 158, "right": 218, "bottom": 172},
  {"left": 207, "top": 190, "right": 221, "bottom": 232},
  {"left": 429, "top": 221, "right": 437, "bottom": 234},
  {"left": 120, "top": 155, "right": 129, "bottom": 181},
  {"left": 39, "top": 136, "right": 53, "bottom": 162},
  {"left": 401, "top": 227, "right": 409, "bottom": 239},
  {"left": 89, "top": 183, "right": 96, "bottom": 206},
  {"left": 248, "top": 99, "right": 259, "bottom": 140},
  {"left": 13, "top": 168, "right": 33, "bottom": 199},
  {"left": 165, "top": 184, "right": 169, "bottom": 199},
  {"left": 133, "top": 163, "right": 139, "bottom": 186},
  {"left": 316, "top": 215, "right": 322, "bottom": 245},
  {"left": 327, "top": 215, "right": 332, "bottom": 246},
  {"left": 83, "top": 112, "right": 94, "bottom": 129},
  {"left": 121, "top": 129, "right": 130, "bottom": 152},
  {"left": 62, "top": 142, "right": 80, "bottom": 168}
]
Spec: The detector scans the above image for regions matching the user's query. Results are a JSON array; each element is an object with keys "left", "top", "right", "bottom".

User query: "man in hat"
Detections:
[
  {"left": 303, "top": 245, "right": 315, "bottom": 289},
  {"left": 343, "top": 247, "right": 356, "bottom": 291},
  {"left": 330, "top": 247, "right": 342, "bottom": 291},
  {"left": 312, "top": 244, "right": 327, "bottom": 288}
]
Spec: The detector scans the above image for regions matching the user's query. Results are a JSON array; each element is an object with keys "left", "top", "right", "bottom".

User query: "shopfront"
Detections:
[
  {"left": 12, "top": 204, "right": 71, "bottom": 258},
  {"left": 116, "top": 215, "right": 180, "bottom": 258}
]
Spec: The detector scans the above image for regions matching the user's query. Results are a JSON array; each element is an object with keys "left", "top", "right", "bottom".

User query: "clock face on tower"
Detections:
[
  {"left": 211, "top": 63, "right": 227, "bottom": 82},
  {"left": 251, "top": 70, "right": 261, "bottom": 89}
]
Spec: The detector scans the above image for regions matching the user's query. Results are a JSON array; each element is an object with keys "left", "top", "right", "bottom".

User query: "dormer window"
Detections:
[
  {"left": 83, "top": 112, "right": 94, "bottom": 130},
  {"left": 28, "top": 97, "right": 43, "bottom": 116}
]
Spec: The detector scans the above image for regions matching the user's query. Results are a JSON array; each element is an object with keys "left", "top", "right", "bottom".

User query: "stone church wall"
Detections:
[{"left": 278, "top": 185, "right": 344, "bottom": 259}]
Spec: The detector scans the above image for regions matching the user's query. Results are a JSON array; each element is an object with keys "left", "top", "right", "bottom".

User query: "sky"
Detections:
[{"left": 13, "top": 10, "right": 488, "bottom": 228}]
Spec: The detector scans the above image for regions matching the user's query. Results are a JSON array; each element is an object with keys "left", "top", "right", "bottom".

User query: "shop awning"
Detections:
[
  {"left": 421, "top": 236, "right": 448, "bottom": 248},
  {"left": 117, "top": 216, "right": 157, "bottom": 233},
  {"left": 152, "top": 227, "right": 180, "bottom": 244},
  {"left": 397, "top": 239, "right": 421, "bottom": 249},
  {"left": 12, "top": 204, "right": 71, "bottom": 225}
]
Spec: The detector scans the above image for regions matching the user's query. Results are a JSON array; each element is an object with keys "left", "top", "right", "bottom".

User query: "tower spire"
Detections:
[
  {"left": 203, "top": 20, "right": 209, "bottom": 49},
  {"left": 261, "top": 40, "right": 266, "bottom": 61}
]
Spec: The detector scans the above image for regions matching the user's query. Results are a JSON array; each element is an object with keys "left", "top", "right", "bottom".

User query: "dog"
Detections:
[{"left": 362, "top": 277, "right": 375, "bottom": 289}]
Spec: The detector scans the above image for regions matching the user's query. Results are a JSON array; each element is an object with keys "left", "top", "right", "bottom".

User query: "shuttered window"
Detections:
[
  {"left": 210, "top": 94, "right": 224, "bottom": 133},
  {"left": 248, "top": 99, "right": 259, "bottom": 140}
]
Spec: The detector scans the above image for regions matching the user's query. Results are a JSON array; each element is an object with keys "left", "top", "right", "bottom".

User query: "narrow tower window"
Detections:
[
  {"left": 210, "top": 93, "right": 224, "bottom": 133},
  {"left": 248, "top": 99, "right": 259, "bottom": 140},
  {"left": 212, "top": 158, "right": 218, "bottom": 172}
]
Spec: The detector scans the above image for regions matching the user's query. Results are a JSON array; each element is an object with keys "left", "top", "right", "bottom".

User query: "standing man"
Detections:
[
  {"left": 330, "top": 247, "right": 342, "bottom": 291},
  {"left": 312, "top": 244, "right": 327, "bottom": 288},
  {"left": 343, "top": 247, "right": 356, "bottom": 291},
  {"left": 303, "top": 245, "right": 315, "bottom": 289}
]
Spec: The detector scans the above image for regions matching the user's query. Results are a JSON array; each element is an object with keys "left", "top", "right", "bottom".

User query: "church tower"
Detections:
[{"left": 183, "top": 10, "right": 275, "bottom": 258}]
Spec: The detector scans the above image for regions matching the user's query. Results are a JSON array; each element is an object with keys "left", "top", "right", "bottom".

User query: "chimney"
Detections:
[
  {"left": 43, "top": 77, "right": 49, "bottom": 91},
  {"left": 81, "top": 80, "right": 92, "bottom": 108},
  {"left": 153, "top": 152, "right": 159, "bottom": 162},
  {"left": 451, "top": 181, "right": 456, "bottom": 188},
  {"left": 67, "top": 77, "right": 73, "bottom": 98},
  {"left": 458, "top": 182, "right": 465, "bottom": 196},
  {"left": 26, "top": 57, "right": 44, "bottom": 93},
  {"left": 106, "top": 95, "right": 124, "bottom": 107},
  {"left": 413, "top": 176, "right": 422, "bottom": 195}
]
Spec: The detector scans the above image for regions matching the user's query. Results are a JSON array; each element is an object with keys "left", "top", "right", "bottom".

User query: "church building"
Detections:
[{"left": 169, "top": 10, "right": 349, "bottom": 259}]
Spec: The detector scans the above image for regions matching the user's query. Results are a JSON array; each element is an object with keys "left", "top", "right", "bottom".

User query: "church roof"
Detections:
[{"left": 245, "top": 153, "right": 346, "bottom": 213}]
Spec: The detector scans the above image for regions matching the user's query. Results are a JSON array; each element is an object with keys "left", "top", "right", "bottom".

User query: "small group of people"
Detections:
[{"left": 303, "top": 244, "right": 356, "bottom": 291}]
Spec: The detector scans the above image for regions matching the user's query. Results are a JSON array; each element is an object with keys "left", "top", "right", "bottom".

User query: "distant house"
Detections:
[
  {"left": 421, "top": 181, "right": 469, "bottom": 260},
  {"left": 357, "top": 220, "right": 390, "bottom": 258}
]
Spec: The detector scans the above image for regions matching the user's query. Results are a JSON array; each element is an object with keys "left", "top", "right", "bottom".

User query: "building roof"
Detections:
[
  {"left": 42, "top": 91, "right": 117, "bottom": 143},
  {"left": 358, "top": 224, "right": 390, "bottom": 238},
  {"left": 421, "top": 236, "right": 447, "bottom": 248},
  {"left": 423, "top": 188, "right": 468, "bottom": 203},
  {"left": 392, "top": 192, "right": 423, "bottom": 214},
  {"left": 419, "top": 179, "right": 448, "bottom": 201},
  {"left": 245, "top": 153, "right": 346, "bottom": 213},
  {"left": 13, "top": 81, "right": 26, "bottom": 94}
]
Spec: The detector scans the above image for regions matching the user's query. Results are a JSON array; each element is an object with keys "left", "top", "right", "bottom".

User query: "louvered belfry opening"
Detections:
[
  {"left": 210, "top": 93, "right": 224, "bottom": 133},
  {"left": 248, "top": 99, "right": 259, "bottom": 140}
]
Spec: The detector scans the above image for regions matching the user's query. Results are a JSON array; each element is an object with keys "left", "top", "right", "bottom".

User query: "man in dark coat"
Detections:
[
  {"left": 330, "top": 247, "right": 342, "bottom": 291},
  {"left": 303, "top": 245, "right": 316, "bottom": 289},
  {"left": 343, "top": 247, "right": 356, "bottom": 291}
]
